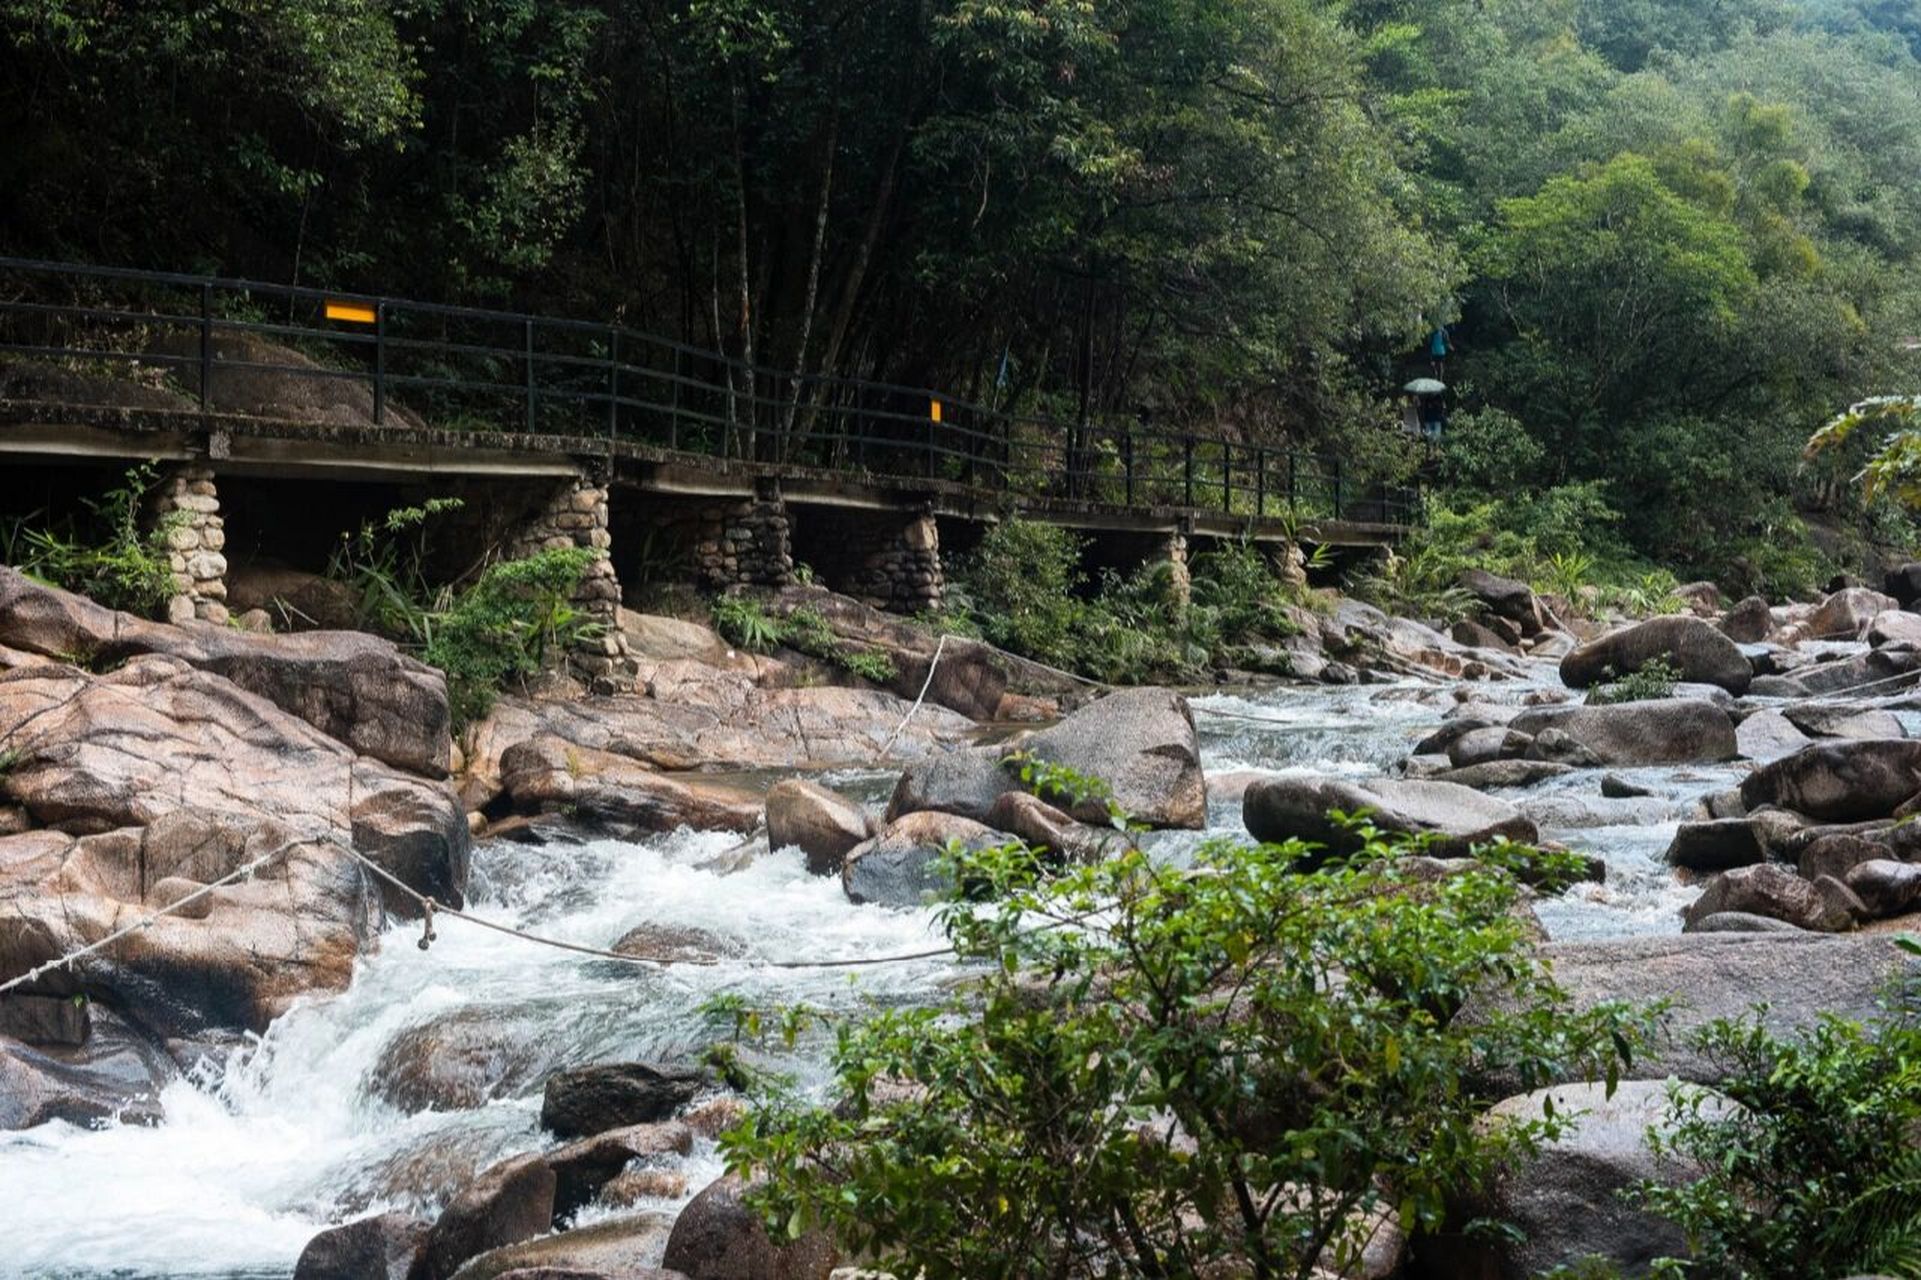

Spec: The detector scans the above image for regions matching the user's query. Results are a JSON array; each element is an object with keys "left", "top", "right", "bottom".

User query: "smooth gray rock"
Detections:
[
  {"left": 1739, "top": 739, "right": 1921, "bottom": 822},
  {"left": 1719, "top": 595, "right": 1772, "bottom": 644},
  {"left": 1425, "top": 1081, "right": 1726, "bottom": 1279},
  {"left": 451, "top": 1212, "right": 682, "bottom": 1280},
  {"left": 1513, "top": 700, "right": 1737, "bottom": 767},
  {"left": 1446, "top": 726, "right": 1533, "bottom": 768},
  {"left": 886, "top": 688, "right": 1204, "bottom": 830},
  {"left": 1735, "top": 709, "right": 1813, "bottom": 762},
  {"left": 1525, "top": 934, "right": 1915, "bottom": 1082},
  {"left": 421, "top": 1153, "right": 557, "bottom": 1280},
  {"left": 662, "top": 1174, "right": 838, "bottom": 1280},
  {"left": 1781, "top": 703, "right": 1906, "bottom": 741},
  {"left": 540, "top": 1062, "right": 711, "bottom": 1139},
  {"left": 1432, "top": 760, "right": 1576, "bottom": 790},
  {"left": 1241, "top": 775, "right": 1536, "bottom": 863},
  {"left": 293, "top": 1213, "right": 427, "bottom": 1280},
  {"left": 1683, "top": 911, "right": 1805, "bottom": 934},
  {"left": 0, "top": 1007, "right": 173, "bottom": 1130},
  {"left": 1683, "top": 863, "right": 1855, "bottom": 932},
  {"left": 842, "top": 811, "right": 1001, "bottom": 907},
  {"left": 1844, "top": 859, "right": 1921, "bottom": 919},
  {"left": 765, "top": 780, "right": 872, "bottom": 876},
  {"left": 1664, "top": 819, "right": 1763, "bottom": 872},
  {"left": 1560, "top": 616, "right": 1753, "bottom": 694}
]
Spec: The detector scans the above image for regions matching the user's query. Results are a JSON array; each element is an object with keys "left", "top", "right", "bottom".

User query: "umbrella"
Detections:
[{"left": 1403, "top": 378, "right": 1446, "bottom": 395}]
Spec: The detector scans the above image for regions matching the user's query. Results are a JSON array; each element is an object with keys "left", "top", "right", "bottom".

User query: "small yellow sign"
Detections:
[
  {"left": 325, "top": 301, "right": 377, "bottom": 325},
  {"left": 930, "top": 398, "right": 943, "bottom": 423}
]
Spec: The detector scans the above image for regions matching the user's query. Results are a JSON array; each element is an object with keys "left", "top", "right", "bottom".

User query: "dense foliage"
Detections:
[
  {"left": 944, "top": 518, "right": 1310, "bottom": 682},
  {"left": 8, "top": 1, "right": 1921, "bottom": 584},
  {"left": 1636, "top": 987, "right": 1921, "bottom": 1278},
  {"left": 714, "top": 824, "right": 1640, "bottom": 1279},
  {"left": 327, "top": 501, "right": 598, "bottom": 727},
  {"left": 1, "top": 464, "right": 182, "bottom": 615}
]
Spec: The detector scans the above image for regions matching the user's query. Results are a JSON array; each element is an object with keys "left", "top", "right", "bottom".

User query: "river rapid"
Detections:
[{"left": 0, "top": 670, "right": 1726, "bottom": 1279}]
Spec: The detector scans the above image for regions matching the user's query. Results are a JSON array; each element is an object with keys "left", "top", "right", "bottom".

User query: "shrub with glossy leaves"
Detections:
[{"left": 716, "top": 827, "right": 1642, "bottom": 1280}]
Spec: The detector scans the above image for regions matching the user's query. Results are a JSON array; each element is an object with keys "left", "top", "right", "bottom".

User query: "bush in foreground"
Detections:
[{"left": 715, "top": 828, "right": 1641, "bottom": 1280}]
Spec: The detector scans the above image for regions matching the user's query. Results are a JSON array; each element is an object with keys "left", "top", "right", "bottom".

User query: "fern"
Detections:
[{"left": 1829, "top": 1146, "right": 1921, "bottom": 1277}]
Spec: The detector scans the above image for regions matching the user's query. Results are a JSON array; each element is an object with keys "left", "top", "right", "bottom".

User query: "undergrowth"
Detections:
[
  {"left": 710, "top": 596, "right": 899, "bottom": 685},
  {"left": 2, "top": 463, "right": 183, "bottom": 615}
]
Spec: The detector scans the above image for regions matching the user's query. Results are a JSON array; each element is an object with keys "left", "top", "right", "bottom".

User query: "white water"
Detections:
[{"left": 0, "top": 675, "right": 1707, "bottom": 1278}]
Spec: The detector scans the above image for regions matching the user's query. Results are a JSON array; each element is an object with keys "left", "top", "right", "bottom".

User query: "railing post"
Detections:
[
  {"left": 197, "top": 282, "right": 212, "bottom": 414},
  {"left": 1288, "top": 452, "right": 1298, "bottom": 509},
  {"left": 524, "top": 318, "right": 537, "bottom": 432},
  {"left": 926, "top": 408, "right": 937, "bottom": 480},
  {"left": 1124, "top": 430, "right": 1135, "bottom": 507},
  {"left": 372, "top": 301, "right": 386, "bottom": 426},
  {"left": 1222, "top": 442, "right": 1232, "bottom": 513},
  {"left": 1183, "top": 436, "right": 1194, "bottom": 509},
  {"left": 1255, "top": 448, "right": 1266, "bottom": 517},
  {"left": 1332, "top": 456, "right": 1344, "bottom": 518},
  {"left": 669, "top": 348, "right": 681, "bottom": 450},
  {"left": 607, "top": 327, "right": 619, "bottom": 438}
]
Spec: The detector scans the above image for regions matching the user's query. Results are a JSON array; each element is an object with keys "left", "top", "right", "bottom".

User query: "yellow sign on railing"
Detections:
[
  {"left": 324, "top": 301, "right": 377, "bottom": 325},
  {"left": 930, "top": 398, "right": 943, "bottom": 423}
]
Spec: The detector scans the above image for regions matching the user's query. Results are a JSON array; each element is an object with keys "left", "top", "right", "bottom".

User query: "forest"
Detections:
[{"left": 5, "top": 0, "right": 1921, "bottom": 588}]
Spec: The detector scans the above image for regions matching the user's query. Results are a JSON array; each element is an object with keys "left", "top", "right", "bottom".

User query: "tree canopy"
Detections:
[{"left": 7, "top": 0, "right": 1921, "bottom": 584}]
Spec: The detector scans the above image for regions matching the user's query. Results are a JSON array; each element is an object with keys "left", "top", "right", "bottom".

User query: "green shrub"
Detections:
[
  {"left": 2, "top": 463, "right": 182, "bottom": 615},
  {"left": 710, "top": 594, "right": 784, "bottom": 652},
  {"left": 422, "top": 546, "right": 598, "bottom": 728},
  {"left": 953, "top": 519, "right": 1089, "bottom": 671},
  {"left": 714, "top": 826, "right": 1641, "bottom": 1280},
  {"left": 1588, "top": 658, "right": 1682, "bottom": 704},
  {"left": 1635, "top": 983, "right": 1921, "bottom": 1279},
  {"left": 838, "top": 646, "right": 898, "bottom": 684},
  {"left": 1190, "top": 540, "right": 1301, "bottom": 644}
]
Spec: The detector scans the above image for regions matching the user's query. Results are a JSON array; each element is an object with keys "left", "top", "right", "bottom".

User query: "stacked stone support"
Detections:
[
  {"left": 1155, "top": 531, "right": 1192, "bottom": 610},
  {"left": 841, "top": 513, "right": 944, "bottom": 613},
  {"left": 151, "top": 465, "right": 228, "bottom": 625},
  {"left": 509, "top": 477, "right": 634, "bottom": 685},
  {"left": 690, "top": 493, "right": 794, "bottom": 589}
]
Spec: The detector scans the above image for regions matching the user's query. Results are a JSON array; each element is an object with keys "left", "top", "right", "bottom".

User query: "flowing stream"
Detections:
[{"left": 0, "top": 672, "right": 1716, "bottom": 1279}]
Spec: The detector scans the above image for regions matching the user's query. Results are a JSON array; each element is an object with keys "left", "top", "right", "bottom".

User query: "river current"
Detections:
[{"left": 0, "top": 675, "right": 1724, "bottom": 1278}]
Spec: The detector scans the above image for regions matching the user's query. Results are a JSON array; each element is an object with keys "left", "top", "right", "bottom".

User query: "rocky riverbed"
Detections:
[{"left": 3, "top": 565, "right": 1921, "bottom": 1278}]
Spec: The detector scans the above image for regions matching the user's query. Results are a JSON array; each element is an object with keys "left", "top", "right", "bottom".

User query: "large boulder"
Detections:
[
  {"left": 1753, "top": 647, "right": 1921, "bottom": 699},
  {"left": 1796, "top": 586, "right": 1899, "bottom": 643},
  {"left": 1427, "top": 1082, "right": 1725, "bottom": 1279},
  {"left": 841, "top": 811, "right": 1002, "bottom": 907},
  {"left": 765, "top": 780, "right": 872, "bottom": 875},
  {"left": 1739, "top": 739, "right": 1921, "bottom": 822},
  {"left": 1780, "top": 703, "right": 1906, "bottom": 741},
  {"left": 1887, "top": 562, "right": 1921, "bottom": 608},
  {"left": 1560, "top": 616, "right": 1753, "bottom": 694},
  {"left": 1735, "top": 709, "right": 1813, "bottom": 763},
  {"left": 370, "top": 1006, "right": 570, "bottom": 1114},
  {"left": 451, "top": 1212, "right": 683, "bottom": 1280},
  {"left": 1510, "top": 699, "right": 1737, "bottom": 766},
  {"left": 0, "top": 658, "right": 468, "bottom": 1038},
  {"left": 1525, "top": 934, "right": 1915, "bottom": 1082},
  {"left": 540, "top": 1062, "right": 712, "bottom": 1139},
  {"left": 1459, "top": 568, "right": 1543, "bottom": 629},
  {"left": 420, "top": 1153, "right": 558, "bottom": 1280},
  {"left": 1664, "top": 819, "right": 1763, "bottom": 872},
  {"left": 1844, "top": 859, "right": 1921, "bottom": 919},
  {"left": 886, "top": 688, "right": 1205, "bottom": 830},
  {"left": 0, "top": 1005, "right": 173, "bottom": 1130},
  {"left": 542, "top": 1121, "right": 694, "bottom": 1219},
  {"left": 1868, "top": 610, "right": 1921, "bottom": 650},
  {"left": 293, "top": 1213, "right": 428, "bottom": 1280},
  {"left": 497, "top": 736, "right": 762, "bottom": 834},
  {"left": 0, "top": 567, "right": 450, "bottom": 777},
  {"left": 1682, "top": 863, "right": 1856, "bottom": 932},
  {"left": 1241, "top": 776, "right": 1535, "bottom": 861},
  {"left": 1718, "top": 594, "right": 1772, "bottom": 643},
  {"left": 662, "top": 1174, "right": 838, "bottom": 1280},
  {"left": 464, "top": 685, "right": 975, "bottom": 806}
]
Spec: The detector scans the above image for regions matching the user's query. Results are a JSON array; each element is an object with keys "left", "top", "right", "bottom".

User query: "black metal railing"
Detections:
[{"left": 0, "top": 257, "right": 1419, "bottom": 527}]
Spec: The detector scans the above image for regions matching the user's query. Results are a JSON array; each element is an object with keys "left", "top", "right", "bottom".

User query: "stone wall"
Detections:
[
  {"left": 795, "top": 510, "right": 943, "bottom": 613},
  {"left": 662, "top": 494, "right": 794, "bottom": 590},
  {"left": 507, "top": 477, "right": 634, "bottom": 685},
  {"left": 1155, "top": 531, "right": 1191, "bottom": 610},
  {"left": 151, "top": 465, "right": 228, "bottom": 625}
]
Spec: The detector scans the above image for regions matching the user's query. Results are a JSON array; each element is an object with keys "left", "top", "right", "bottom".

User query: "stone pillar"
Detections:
[
  {"left": 1155, "top": 530, "right": 1191, "bottom": 610},
  {"left": 692, "top": 489, "right": 794, "bottom": 589},
  {"left": 151, "top": 465, "right": 228, "bottom": 625},
  {"left": 843, "top": 513, "right": 944, "bottom": 613},
  {"left": 508, "top": 477, "right": 634, "bottom": 685},
  {"left": 1275, "top": 540, "right": 1309, "bottom": 593}
]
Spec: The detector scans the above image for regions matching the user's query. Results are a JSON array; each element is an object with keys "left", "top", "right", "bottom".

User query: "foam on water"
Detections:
[
  {"left": 0, "top": 830, "right": 950, "bottom": 1279},
  {"left": 3, "top": 675, "right": 1718, "bottom": 1277}
]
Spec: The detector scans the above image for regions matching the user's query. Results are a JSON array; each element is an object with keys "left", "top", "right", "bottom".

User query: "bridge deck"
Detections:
[{"left": 0, "top": 399, "right": 1405, "bottom": 548}]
